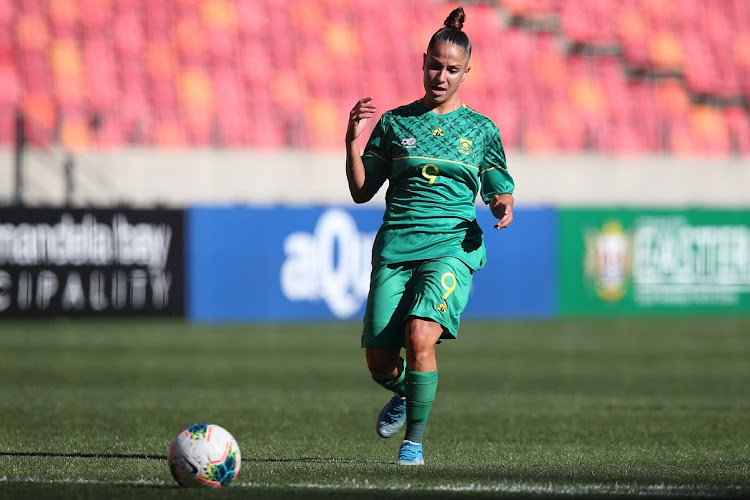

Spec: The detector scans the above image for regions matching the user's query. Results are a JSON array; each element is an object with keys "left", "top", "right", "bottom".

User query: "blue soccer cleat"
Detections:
[
  {"left": 376, "top": 394, "right": 406, "bottom": 438},
  {"left": 397, "top": 440, "right": 424, "bottom": 465}
]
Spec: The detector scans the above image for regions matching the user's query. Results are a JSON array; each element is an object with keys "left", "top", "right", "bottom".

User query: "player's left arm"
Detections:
[{"left": 479, "top": 124, "right": 515, "bottom": 230}]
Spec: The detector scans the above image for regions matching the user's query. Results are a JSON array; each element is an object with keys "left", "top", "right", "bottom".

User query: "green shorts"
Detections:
[{"left": 361, "top": 256, "right": 474, "bottom": 349}]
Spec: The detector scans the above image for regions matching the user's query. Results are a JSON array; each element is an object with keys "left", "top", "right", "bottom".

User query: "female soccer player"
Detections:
[{"left": 345, "top": 6, "right": 515, "bottom": 465}]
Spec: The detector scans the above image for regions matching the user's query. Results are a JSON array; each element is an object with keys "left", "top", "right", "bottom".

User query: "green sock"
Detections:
[
  {"left": 404, "top": 370, "right": 439, "bottom": 444},
  {"left": 372, "top": 357, "right": 406, "bottom": 396}
]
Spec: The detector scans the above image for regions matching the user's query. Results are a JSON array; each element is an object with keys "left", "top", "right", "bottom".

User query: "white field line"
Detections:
[{"left": 0, "top": 476, "right": 746, "bottom": 497}]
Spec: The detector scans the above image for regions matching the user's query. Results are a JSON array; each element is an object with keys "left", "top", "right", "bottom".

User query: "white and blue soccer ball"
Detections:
[{"left": 167, "top": 423, "right": 241, "bottom": 488}]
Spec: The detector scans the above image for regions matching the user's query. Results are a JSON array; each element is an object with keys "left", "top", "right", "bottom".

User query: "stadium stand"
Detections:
[{"left": 1, "top": 0, "right": 749, "bottom": 155}]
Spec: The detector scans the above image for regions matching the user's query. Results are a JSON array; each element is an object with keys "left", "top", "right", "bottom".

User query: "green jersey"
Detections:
[{"left": 362, "top": 100, "right": 514, "bottom": 271}]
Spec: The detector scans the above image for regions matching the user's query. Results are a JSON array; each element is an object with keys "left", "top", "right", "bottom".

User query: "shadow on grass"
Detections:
[{"left": 0, "top": 451, "right": 388, "bottom": 464}]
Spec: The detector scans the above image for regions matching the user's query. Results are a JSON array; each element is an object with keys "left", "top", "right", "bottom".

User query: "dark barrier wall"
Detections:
[
  {"left": 187, "top": 206, "right": 556, "bottom": 322},
  {"left": 559, "top": 208, "right": 750, "bottom": 315},
  {"left": 0, "top": 208, "right": 185, "bottom": 316}
]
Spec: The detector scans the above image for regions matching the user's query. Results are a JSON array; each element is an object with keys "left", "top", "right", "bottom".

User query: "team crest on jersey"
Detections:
[
  {"left": 400, "top": 137, "right": 416, "bottom": 148},
  {"left": 458, "top": 138, "right": 473, "bottom": 155},
  {"left": 432, "top": 127, "right": 444, "bottom": 137}
]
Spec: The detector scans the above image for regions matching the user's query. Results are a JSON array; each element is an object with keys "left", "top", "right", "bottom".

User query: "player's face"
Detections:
[{"left": 422, "top": 41, "right": 470, "bottom": 113}]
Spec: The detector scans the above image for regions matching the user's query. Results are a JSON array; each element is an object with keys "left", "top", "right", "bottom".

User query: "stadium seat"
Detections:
[
  {"left": 143, "top": 1, "right": 173, "bottom": 41},
  {"left": 50, "top": 39, "right": 85, "bottom": 107},
  {"left": 654, "top": 80, "right": 690, "bottom": 126},
  {"left": 175, "top": 17, "right": 208, "bottom": 66},
  {"left": 144, "top": 41, "right": 177, "bottom": 81},
  {"left": 0, "top": 103, "right": 15, "bottom": 143},
  {"left": 618, "top": 6, "right": 650, "bottom": 67},
  {"left": 179, "top": 68, "right": 215, "bottom": 144},
  {"left": 0, "top": 0, "right": 12, "bottom": 26},
  {"left": 522, "top": 124, "right": 558, "bottom": 155},
  {"left": 112, "top": 11, "right": 144, "bottom": 56},
  {"left": 60, "top": 115, "right": 92, "bottom": 151},
  {"left": 0, "top": 63, "right": 20, "bottom": 106},
  {"left": 80, "top": 0, "right": 111, "bottom": 39},
  {"left": 15, "top": 12, "right": 50, "bottom": 52},
  {"left": 648, "top": 32, "right": 683, "bottom": 71},
  {"left": 152, "top": 120, "right": 188, "bottom": 148},
  {"left": 568, "top": 75, "right": 607, "bottom": 129},
  {"left": 690, "top": 105, "right": 730, "bottom": 156},
  {"left": 202, "top": 0, "right": 236, "bottom": 29},
  {"left": 19, "top": 93, "right": 57, "bottom": 145},
  {"left": 305, "top": 98, "right": 340, "bottom": 151},
  {"left": 724, "top": 107, "right": 750, "bottom": 154},
  {"left": 48, "top": 0, "right": 79, "bottom": 38}
]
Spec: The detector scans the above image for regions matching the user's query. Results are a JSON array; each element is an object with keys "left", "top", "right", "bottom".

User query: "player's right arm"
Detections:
[{"left": 346, "top": 97, "right": 377, "bottom": 204}]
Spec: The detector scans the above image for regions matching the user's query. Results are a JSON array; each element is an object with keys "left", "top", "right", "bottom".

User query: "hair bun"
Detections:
[{"left": 443, "top": 6, "right": 465, "bottom": 30}]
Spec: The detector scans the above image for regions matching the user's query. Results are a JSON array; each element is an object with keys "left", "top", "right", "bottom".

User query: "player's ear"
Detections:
[
  {"left": 461, "top": 64, "right": 471, "bottom": 82},
  {"left": 422, "top": 53, "right": 427, "bottom": 70}
]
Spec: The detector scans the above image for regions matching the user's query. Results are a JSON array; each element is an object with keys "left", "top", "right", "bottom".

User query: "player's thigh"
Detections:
[
  {"left": 408, "top": 257, "right": 473, "bottom": 339},
  {"left": 361, "top": 263, "right": 414, "bottom": 349}
]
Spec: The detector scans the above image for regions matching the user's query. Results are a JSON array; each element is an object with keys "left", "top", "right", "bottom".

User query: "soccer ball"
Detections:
[{"left": 167, "top": 423, "right": 241, "bottom": 488}]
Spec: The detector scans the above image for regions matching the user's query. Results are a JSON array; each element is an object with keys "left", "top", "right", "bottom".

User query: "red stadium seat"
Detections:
[
  {"left": 724, "top": 107, "right": 750, "bottom": 154},
  {"left": 80, "top": 0, "right": 111, "bottom": 38},
  {"left": 0, "top": 0, "right": 13, "bottom": 25},
  {"left": 152, "top": 120, "right": 188, "bottom": 148},
  {"left": 15, "top": 12, "right": 50, "bottom": 52},
  {"left": 112, "top": 12, "right": 144, "bottom": 56},
  {"left": 0, "top": 63, "right": 21, "bottom": 106}
]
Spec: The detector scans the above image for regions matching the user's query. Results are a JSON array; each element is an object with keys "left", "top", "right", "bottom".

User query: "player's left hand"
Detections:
[{"left": 491, "top": 194, "right": 514, "bottom": 230}]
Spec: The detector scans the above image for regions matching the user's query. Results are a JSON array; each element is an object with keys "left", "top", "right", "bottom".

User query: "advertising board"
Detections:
[
  {"left": 187, "top": 206, "right": 556, "bottom": 322},
  {"left": 0, "top": 208, "right": 185, "bottom": 316},
  {"left": 559, "top": 208, "right": 750, "bottom": 315}
]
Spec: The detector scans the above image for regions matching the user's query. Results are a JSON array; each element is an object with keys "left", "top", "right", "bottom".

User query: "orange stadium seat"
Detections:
[
  {"left": 60, "top": 114, "right": 92, "bottom": 151},
  {"left": 305, "top": 98, "right": 340, "bottom": 150},
  {"left": 19, "top": 93, "right": 57, "bottom": 145},
  {"left": 179, "top": 67, "right": 215, "bottom": 144},
  {"left": 50, "top": 39, "right": 84, "bottom": 107},
  {"left": 689, "top": 105, "right": 730, "bottom": 156},
  {"left": 648, "top": 32, "right": 683, "bottom": 71},
  {"left": 48, "top": 0, "right": 79, "bottom": 37}
]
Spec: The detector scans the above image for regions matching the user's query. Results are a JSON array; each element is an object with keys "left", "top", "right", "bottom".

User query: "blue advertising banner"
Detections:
[{"left": 187, "top": 206, "right": 555, "bottom": 322}]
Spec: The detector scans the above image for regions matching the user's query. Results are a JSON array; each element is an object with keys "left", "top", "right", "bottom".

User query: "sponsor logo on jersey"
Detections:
[
  {"left": 400, "top": 137, "right": 417, "bottom": 148},
  {"left": 458, "top": 138, "right": 473, "bottom": 155}
]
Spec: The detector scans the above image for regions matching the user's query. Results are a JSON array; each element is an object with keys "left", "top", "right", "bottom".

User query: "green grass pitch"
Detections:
[{"left": 0, "top": 317, "right": 748, "bottom": 499}]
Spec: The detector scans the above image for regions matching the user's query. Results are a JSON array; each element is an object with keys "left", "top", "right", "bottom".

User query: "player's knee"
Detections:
[{"left": 405, "top": 318, "right": 442, "bottom": 356}]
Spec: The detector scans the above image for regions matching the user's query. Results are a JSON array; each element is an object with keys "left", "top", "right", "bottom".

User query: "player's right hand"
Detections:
[{"left": 347, "top": 97, "right": 377, "bottom": 142}]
